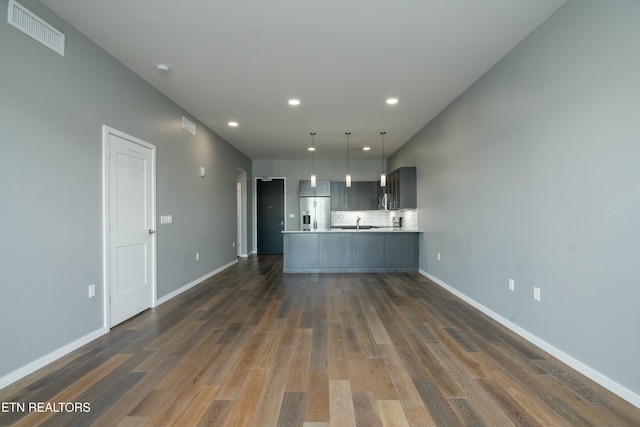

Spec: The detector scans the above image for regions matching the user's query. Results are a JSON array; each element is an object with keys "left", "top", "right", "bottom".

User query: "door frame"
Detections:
[
  {"left": 101, "top": 125, "right": 157, "bottom": 332},
  {"left": 237, "top": 181, "right": 242, "bottom": 257},
  {"left": 236, "top": 169, "right": 248, "bottom": 257},
  {"left": 253, "top": 177, "right": 286, "bottom": 254}
]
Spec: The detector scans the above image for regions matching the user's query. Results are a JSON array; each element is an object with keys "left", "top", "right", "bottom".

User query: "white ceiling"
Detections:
[{"left": 40, "top": 0, "right": 566, "bottom": 160}]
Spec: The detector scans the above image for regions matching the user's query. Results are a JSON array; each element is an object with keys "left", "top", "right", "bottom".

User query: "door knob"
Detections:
[{"left": 148, "top": 229, "right": 156, "bottom": 234}]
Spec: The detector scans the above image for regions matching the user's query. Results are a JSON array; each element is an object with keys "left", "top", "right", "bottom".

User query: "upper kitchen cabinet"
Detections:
[
  {"left": 352, "top": 181, "right": 377, "bottom": 210},
  {"left": 330, "top": 181, "right": 346, "bottom": 210},
  {"left": 386, "top": 167, "right": 416, "bottom": 209},
  {"left": 330, "top": 181, "right": 377, "bottom": 211},
  {"left": 300, "top": 180, "right": 330, "bottom": 197}
]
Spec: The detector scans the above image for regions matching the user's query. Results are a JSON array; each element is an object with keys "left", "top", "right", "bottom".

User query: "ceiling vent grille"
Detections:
[{"left": 7, "top": 0, "right": 65, "bottom": 56}]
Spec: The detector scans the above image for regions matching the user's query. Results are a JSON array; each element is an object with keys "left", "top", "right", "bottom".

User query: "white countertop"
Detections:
[{"left": 282, "top": 227, "right": 422, "bottom": 234}]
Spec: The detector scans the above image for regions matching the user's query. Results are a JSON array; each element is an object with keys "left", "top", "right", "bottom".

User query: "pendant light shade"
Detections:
[
  {"left": 345, "top": 132, "right": 352, "bottom": 187},
  {"left": 380, "top": 131, "right": 387, "bottom": 187},
  {"left": 310, "top": 132, "right": 317, "bottom": 187}
]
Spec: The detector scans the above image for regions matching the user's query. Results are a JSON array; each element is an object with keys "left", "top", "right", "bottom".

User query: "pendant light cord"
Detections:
[
  {"left": 311, "top": 132, "right": 316, "bottom": 175},
  {"left": 310, "top": 132, "right": 317, "bottom": 191},
  {"left": 346, "top": 132, "right": 351, "bottom": 174},
  {"left": 381, "top": 131, "right": 386, "bottom": 175}
]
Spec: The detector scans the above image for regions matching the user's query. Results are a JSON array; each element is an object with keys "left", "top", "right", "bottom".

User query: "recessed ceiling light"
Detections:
[
  {"left": 386, "top": 97, "right": 398, "bottom": 105},
  {"left": 288, "top": 99, "right": 301, "bottom": 106},
  {"left": 308, "top": 147, "right": 316, "bottom": 151},
  {"left": 363, "top": 146, "right": 371, "bottom": 151},
  {"left": 228, "top": 121, "right": 238, "bottom": 127},
  {"left": 156, "top": 64, "right": 170, "bottom": 72}
]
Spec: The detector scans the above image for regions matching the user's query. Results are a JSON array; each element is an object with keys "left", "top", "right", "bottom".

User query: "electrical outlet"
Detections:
[
  {"left": 88, "top": 284, "right": 95, "bottom": 298},
  {"left": 195, "top": 252, "right": 200, "bottom": 261},
  {"left": 437, "top": 252, "right": 441, "bottom": 261},
  {"left": 509, "top": 278, "right": 515, "bottom": 291},
  {"left": 533, "top": 286, "right": 541, "bottom": 302}
]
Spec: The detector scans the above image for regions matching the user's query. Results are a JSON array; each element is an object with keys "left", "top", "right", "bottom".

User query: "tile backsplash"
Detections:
[{"left": 331, "top": 209, "right": 418, "bottom": 229}]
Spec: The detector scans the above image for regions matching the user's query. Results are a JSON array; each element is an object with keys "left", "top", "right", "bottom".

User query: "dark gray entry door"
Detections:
[{"left": 257, "top": 178, "right": 285, "bottom": 253}]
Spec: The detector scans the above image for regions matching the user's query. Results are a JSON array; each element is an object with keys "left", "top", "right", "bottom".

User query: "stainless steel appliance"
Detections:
[
  {"left": 299, "top": 180, "right": 331, "bottom": 231},
  {"left": 378, "top": 192, "right": 388, "bottom": 210},
  {"left": 300, "top": 196, "right": 331, "bottom": 231}
]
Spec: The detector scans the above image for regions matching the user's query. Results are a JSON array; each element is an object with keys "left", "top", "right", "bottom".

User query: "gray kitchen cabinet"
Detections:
[
  {"left": 283, "top": 231, "right": 420, "bottom": 273},
  {"left": 353, "top": 233, "right": 386, "bottom": 267},
  {"left": 331, "top": 181, "right": 378, "bottom": 210},
  {"left": 330, "top": 181, "right": 347, "bottom": 210},
  {"left": 299, "top": 180, "right": 330, "bottom": 197},
  {"left": 319, "top": 234, "right": 352, "bottom": 267},
  {"left": 283, "top": 233, "right": 318, "bottom": 268},
  {"left": 345, "top": 183, "right": 360, "bottom": 210},
  {"left": 386, "top": 233, "right": 418, "bottom": 268},
  {"left": 387, "top": 167, "right": 416, "bottom": 209},
  {"left": 356, "top": 181, "right": 377, "bottom": 210}
]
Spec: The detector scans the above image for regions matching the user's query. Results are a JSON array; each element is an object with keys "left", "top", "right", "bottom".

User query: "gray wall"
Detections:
[
  {"left": 253, "top": 159, "right": 383, "bottom": 232},
  {"left": 390, "top": 0, "right": 640, "bottom": 397},
  {"left": 0, "top": 0, "right": 252, "bottom": 380}
]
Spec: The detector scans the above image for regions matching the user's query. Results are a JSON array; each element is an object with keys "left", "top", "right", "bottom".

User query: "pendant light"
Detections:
[
  {"left": 310, "top": 132, "right": 317, "bottom": 188},
  {"left": 345, "top": 132, "right": 352, "bottom": 187},
  {"left": 380, "top": 131, "right": 387, "bottom": 187}
]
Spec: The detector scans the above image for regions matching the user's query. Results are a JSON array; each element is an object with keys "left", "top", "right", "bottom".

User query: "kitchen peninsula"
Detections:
[{"left": 282, "top": 228, "right": 421, "bottom": 273}]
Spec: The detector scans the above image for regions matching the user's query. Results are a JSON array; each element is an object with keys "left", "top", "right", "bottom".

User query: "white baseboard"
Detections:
[
  {"left": 239, "top": 253, "right": 249, "bottom": 258},
  {"left": 420, "top": 270, "right": 640, "bottom": 409},
  {"left": 0, "top": 259, "right": 239, "bottom": 392},
  {"left": 0, "top": 328, "right": 105, "bottom": 390},
  {"left": 154, "top": 259, "right": 238, "bottom": 307}
]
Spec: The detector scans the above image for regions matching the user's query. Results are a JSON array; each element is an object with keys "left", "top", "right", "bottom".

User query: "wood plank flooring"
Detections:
[{"left": 1, "top": 254, "right": 639, "bottom": 426}]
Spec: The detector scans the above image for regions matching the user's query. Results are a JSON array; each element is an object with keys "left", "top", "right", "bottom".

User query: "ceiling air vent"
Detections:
[{"left": 7, "top": 0, "right": 65, "bottom": 56}]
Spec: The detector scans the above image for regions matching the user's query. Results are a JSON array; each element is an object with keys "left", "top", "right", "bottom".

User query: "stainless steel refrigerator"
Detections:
[{"left": 300, "top": 197, "right": 331, "bottom": 231}]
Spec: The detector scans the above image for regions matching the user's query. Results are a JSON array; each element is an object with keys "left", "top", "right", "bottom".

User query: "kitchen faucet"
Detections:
[{"left": 356, "top": 216, "right": 361, "bottom": 231}]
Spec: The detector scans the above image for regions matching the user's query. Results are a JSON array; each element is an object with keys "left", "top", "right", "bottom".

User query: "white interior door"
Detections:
[{"left": 105, "top": 127, "right": 155, "bottom": 327}]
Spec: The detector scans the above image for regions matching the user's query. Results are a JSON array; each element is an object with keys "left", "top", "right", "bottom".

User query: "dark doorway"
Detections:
[{"left": 257, "top": 178, "right": 285, "bottom": 253}]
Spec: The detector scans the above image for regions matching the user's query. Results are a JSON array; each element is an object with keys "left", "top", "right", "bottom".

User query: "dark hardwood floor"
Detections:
[{"left": 1, "top": 255, "right": 638, "bottom": 426}]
